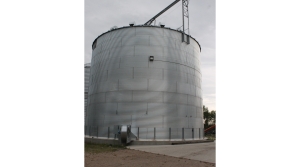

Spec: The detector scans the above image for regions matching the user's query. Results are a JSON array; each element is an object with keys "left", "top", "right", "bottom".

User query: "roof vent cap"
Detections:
[
  {"left": 159, "top": 22, "right": 165, "bottom": 28},
  {"left": 110, "top": 26, "right": 118, "bottom": 30},
  {"left": 129, "top": 22, "right": 135, "bottom": 26}
]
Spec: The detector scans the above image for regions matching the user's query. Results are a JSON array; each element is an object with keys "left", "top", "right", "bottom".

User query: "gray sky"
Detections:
[{"left": 85, "top": 0, "right": 215, "bottom": 111}]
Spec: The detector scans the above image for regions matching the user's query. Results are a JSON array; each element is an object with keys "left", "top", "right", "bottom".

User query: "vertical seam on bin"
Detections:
[
  {"left": 106, "top": 70, "right": 108, "bottom": 81},
  {"left": 163, "top": 115, "right": 164, "bottom": 128},
  {"left": 186, "top": 72, "right": 188, "bottom": 83},
  {"left": 176, "top": 104, "right": 178, "bottom": 117},
  {"left": 131, "top": 115, "right": 133, "bottom": 128},
  {"left": 116, "top": 103, "right": 118, "bottom": 115}
]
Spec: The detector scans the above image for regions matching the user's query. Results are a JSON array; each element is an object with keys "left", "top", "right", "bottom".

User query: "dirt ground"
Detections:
[{"left": 85, "top": 148, "right": 215, "bottom": 167}]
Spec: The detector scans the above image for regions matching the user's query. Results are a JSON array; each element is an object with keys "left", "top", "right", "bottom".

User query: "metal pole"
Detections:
[
  {"left": 114, "top": 126, "right": 116, "bottom": 139},
  {"left": 187, "top": 0, "right": 190, "bottom": 35},
  {"left": 108, "top": 127, "right": 110, "bottom": 139},
  {"left": 97, "top": 126, "right": 98, "bottom": 138},
  {"left": 192, "top": 128, "right": 194, "bottom": 139},
  {"left": 154, "top": 127, "right": 156, "bottom": 140},
  {"left": 138, "top": 127, "right": 139, "bottom": 140},
  {"left": 181, "top": 0, "right": 185, "bottom": 42},
  {"left": 169, "top": 127, "right": 171, "bottom": 140},
  {"left": 182, "top": 128, "right": 184, "bottom": 140},
  {"left": 182, "top": 0, "right": 185, "bottom": 34},
  {"left": 188, "top": 10, "right": 190, "bottom": 35},
  {"left": 118, "top": 125, "right": 120, "bottom": 140}
]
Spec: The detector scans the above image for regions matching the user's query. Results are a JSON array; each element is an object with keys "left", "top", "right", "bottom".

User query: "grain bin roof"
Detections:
[{"left": 92, "top": 25, "right": 201, "bottom": 52}]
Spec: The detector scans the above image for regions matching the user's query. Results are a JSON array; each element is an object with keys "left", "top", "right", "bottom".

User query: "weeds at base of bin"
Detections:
[{"left": 85, "top": 143, "right": 126, "bottom": 153}]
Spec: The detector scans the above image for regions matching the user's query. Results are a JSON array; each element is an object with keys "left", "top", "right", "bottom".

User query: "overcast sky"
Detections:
[{"left": 85, "top": 0, "right": 216, "bottom": 111}]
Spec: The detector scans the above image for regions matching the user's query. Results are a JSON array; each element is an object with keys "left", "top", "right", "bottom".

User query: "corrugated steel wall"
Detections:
[
  {"left": 86, "top": 26, "right": 203, "bottom": 140},
  {"left": 84, "top": 63, "right": 91, "bottom": 126}
]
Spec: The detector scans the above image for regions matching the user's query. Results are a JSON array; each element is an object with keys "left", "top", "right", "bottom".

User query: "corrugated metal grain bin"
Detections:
[
  {"left": 86, "top": 26, "right": 203, "bottom": 140},
  {"left": 84, "top": 63, "right": 91, "bottom": 126}
]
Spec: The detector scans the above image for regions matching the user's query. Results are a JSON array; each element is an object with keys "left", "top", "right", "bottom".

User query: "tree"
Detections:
[
  {"left": 203, "top": 105, "right": 210, "bottom": 129},
  {"left": 210, "top": 110, "right": 216, "bottom": 124},
  {"left": 203, "top": 105, "right": 216, "bottom": 129}
]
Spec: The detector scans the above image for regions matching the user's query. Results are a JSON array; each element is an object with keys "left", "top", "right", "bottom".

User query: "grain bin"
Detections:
[
  {"left": 84, "top": 63, "right": 91, "bottom": 126},
  {"left": 86, "top": 25, "right": 203, "bottom": 140}
]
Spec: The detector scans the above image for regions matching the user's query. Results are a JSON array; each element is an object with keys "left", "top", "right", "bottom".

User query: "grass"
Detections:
[
  {"left": 205, "top": 134, "right": 216, "bottom": 141},
  {"left": 85, "top": 143, "right": 126, "bottom": 153}
]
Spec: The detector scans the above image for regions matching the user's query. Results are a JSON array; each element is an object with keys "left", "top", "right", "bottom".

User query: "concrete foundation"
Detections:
[{"left": 85, "top": 136, "right": 213, "bottom": 146}]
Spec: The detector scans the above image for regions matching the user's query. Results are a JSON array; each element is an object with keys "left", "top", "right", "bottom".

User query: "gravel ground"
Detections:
[{"left": 85, "top": 149, "right": 215, "bottom": 167}]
